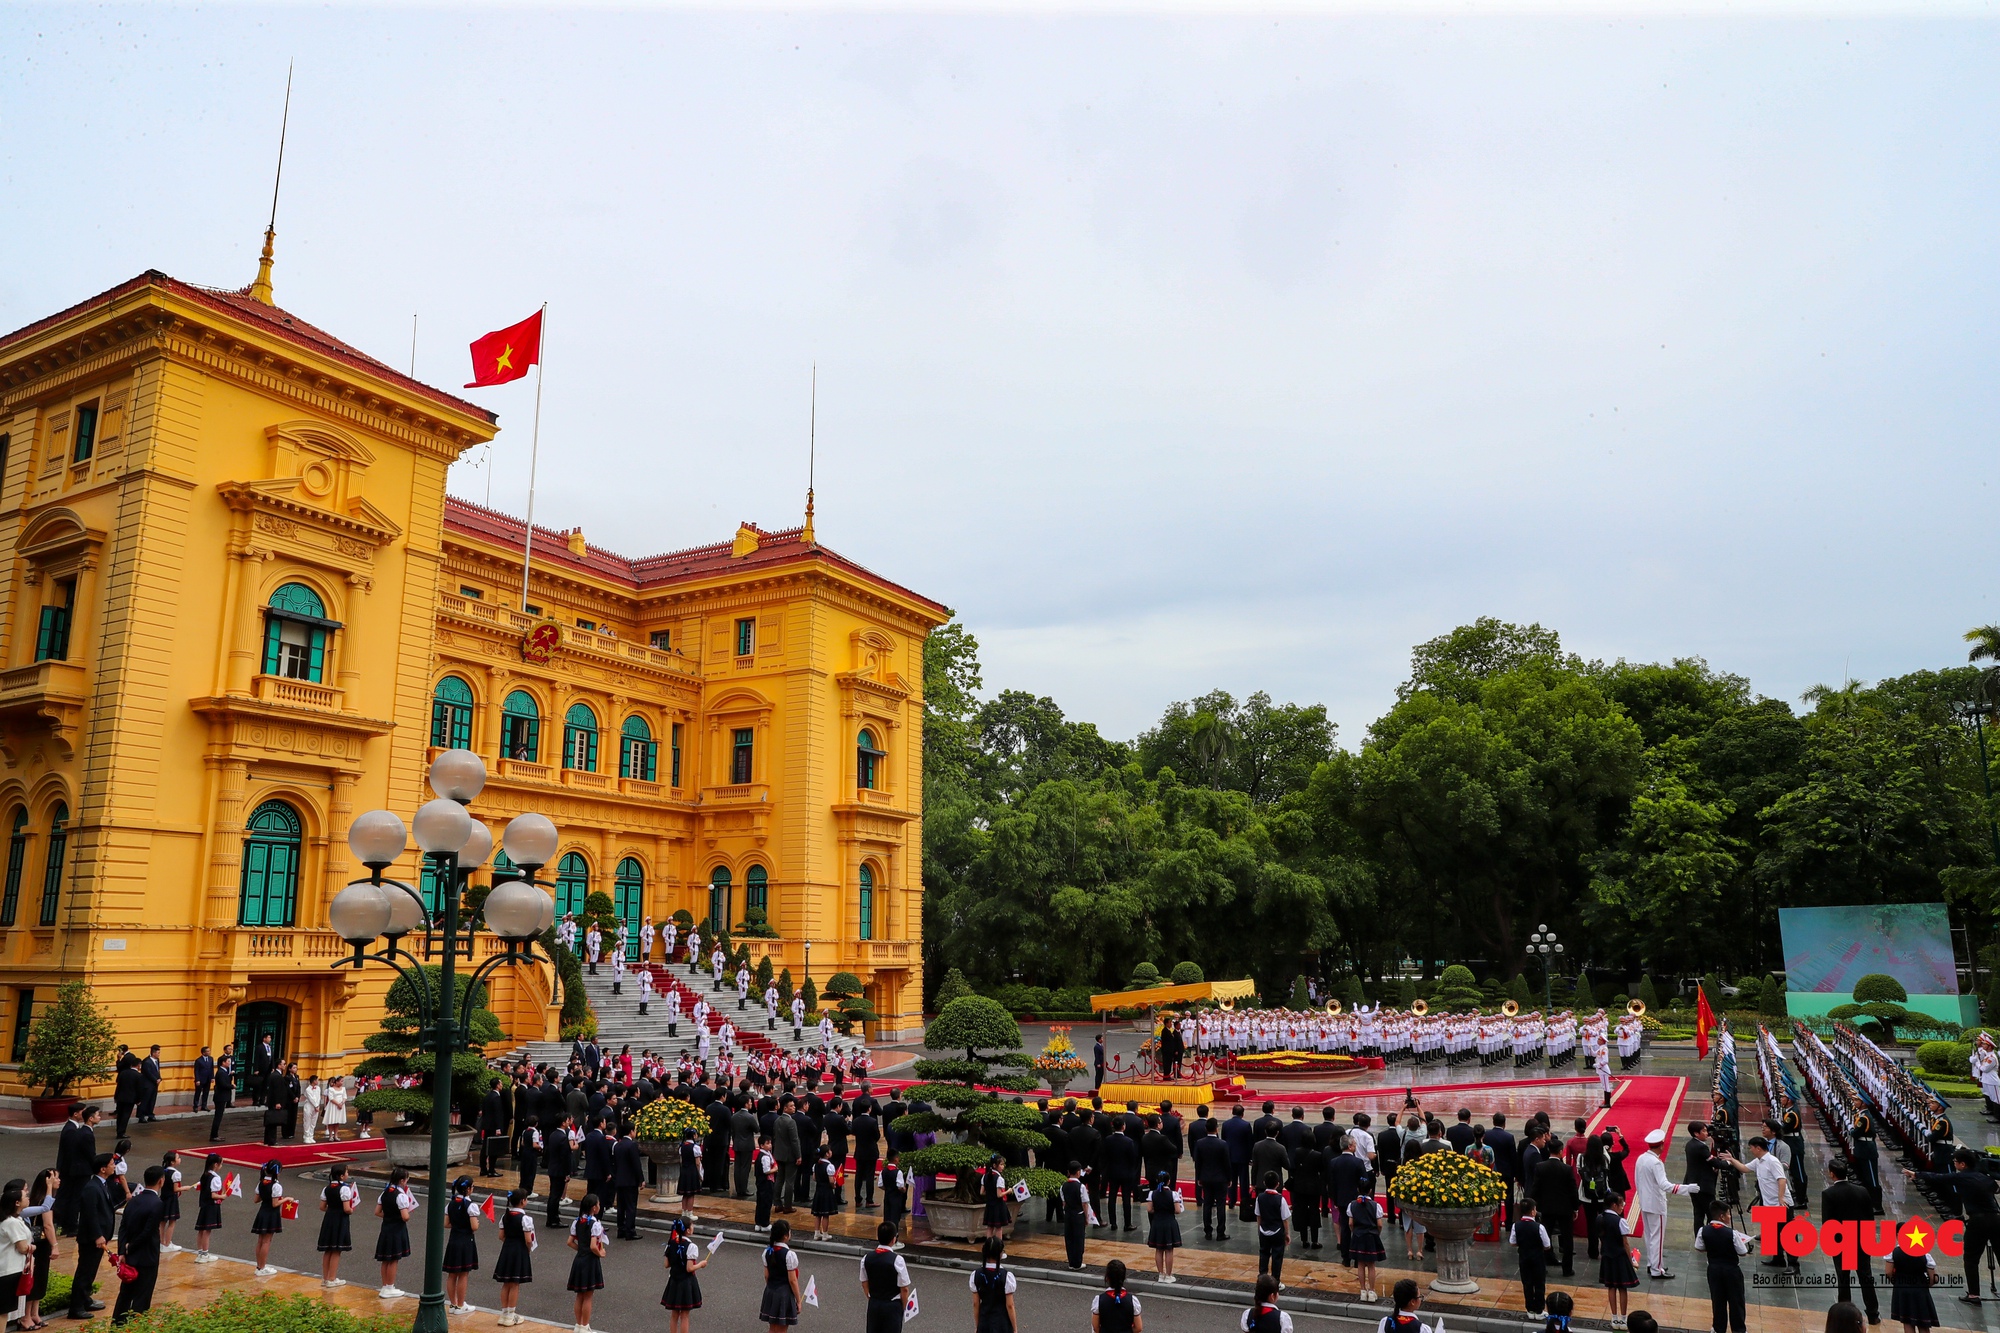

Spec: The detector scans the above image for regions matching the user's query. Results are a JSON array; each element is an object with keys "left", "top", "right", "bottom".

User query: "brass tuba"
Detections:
[
  {"left": 1501, "top": 999, "right": 1520, "bottom": 1017},
  {"left": 1325, "top": 999, "right": 1343, "bottom": 1015},
  {"left": 1627, "top": 998, "right": 1647, "bottom": 1018},
  {"left": 1410, "top": 998, "right": 1430, "bottom": 1016}
]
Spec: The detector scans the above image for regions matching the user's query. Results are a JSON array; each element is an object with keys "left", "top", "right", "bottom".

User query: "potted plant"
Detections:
[
  {"left": 896, "top": 997, "right": 1063, "bottom": 1240},
  {"left": 1388, "top": 1148, "right": 1506, "bottom": 1293},
  {"left": 1031, "top": 1026, "right": 1087, "bottom": 1095},
  {"left": 352, "top": 965, "right": 506, "bottom": 1167},
  {"left": 18, "top": 982, "right": 118, "bottom": 1122},
  {"left": 634, "top": 1096, "right": 712, "bottom": 1202}
]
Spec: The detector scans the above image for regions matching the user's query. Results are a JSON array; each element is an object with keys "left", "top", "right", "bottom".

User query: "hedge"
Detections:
[{"left": 114, "top": 1292, "right": 405, "bottom": 1333}]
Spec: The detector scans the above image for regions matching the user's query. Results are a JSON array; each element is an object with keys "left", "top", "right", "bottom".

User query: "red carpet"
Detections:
[{"left": 196, "top": 1139, "right": 386, "bottom": 1169}]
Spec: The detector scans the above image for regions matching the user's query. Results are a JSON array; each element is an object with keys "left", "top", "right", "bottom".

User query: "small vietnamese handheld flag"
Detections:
[
  {"left": 482, "top": 1194, "right": 498, "bottom": 1222},
  {"left": 465, "top": 310, "right": 542, "bottom": 388},
  {"left": 223, "top": 1172, "right": 242, "bottom": 1199},
  {"left": 1695, "top": 984, "right": 1715, "bottom": 1061}
]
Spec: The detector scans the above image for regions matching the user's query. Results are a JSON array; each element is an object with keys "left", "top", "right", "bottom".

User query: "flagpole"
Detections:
[{"left": 520, "top": 303, "right": 547, "bottom": 615}]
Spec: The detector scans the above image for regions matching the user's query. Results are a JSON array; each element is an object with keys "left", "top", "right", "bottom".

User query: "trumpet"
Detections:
[
  {"left": 1627, "top": 998, "right": 1647, "bottom": 1018},
  {"left": 1410, "top": 998, "right": 1430, "bottom": 1016},
  {"left": 1501, "top": 999, "right": 1520, "bottom": 1017},
  {"left": 1325, "top": 999, "right": 1343, "bottom": 1015}
]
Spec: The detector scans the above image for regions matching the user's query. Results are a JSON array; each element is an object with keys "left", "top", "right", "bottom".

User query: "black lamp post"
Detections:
[
  {"left": 1529, "top": 924, "right": 1563, "bottom": 1011},
  {"left": 328, "top": 750, "right": 559, "bottom": 1333}
]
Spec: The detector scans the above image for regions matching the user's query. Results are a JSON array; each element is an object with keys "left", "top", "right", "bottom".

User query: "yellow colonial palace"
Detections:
[{"left": 0, "top": 265, "right": 945, "bottom": 1102}]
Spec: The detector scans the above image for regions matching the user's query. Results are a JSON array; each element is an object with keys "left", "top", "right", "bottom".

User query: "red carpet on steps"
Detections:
[{"left": 198, "top": 1139, "right": 385, "bottom": 1169}]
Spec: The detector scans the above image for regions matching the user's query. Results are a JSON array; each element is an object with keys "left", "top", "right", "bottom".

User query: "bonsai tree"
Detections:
[
  {"left": 583, "top": 890, "right": 617, "bottom": 937},
  {"left": 1830, "top": 973, "right": 1910, "bottom": 1044},
  {"left": 353, "top": 965, "right": 506, "bottom": 1130},
  {"left": 898, "top": 997, "right": 1060, "bottom": 1204},
  {"left": 20, "top": 981, "right": 118, "bottom": 1098},
  {"left": 932, "top": 967, "right": 974, "bottom": 1009},
  {"left": 1127, "top": 961, "right": 1162, "bottom": 991},
  {"left": 1169, "top": 961, "right": 1204, "bottom": 985},
  {"left": 671, "top": 909, "right": 695, "bottom": 933},
  {"left": 821, "top": 972, "right": 878, "bottom": 1035},
  {"left": 1435, "top": 965, "right": 1483, "bottom": 1012},
  {"left": 735, "top": 910, "right": 779, "bottom": 939}
]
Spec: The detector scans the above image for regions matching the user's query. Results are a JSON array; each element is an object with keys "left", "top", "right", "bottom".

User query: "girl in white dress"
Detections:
[{"left": 324, "top": 1077, "right": 349, "bottom": 1140}]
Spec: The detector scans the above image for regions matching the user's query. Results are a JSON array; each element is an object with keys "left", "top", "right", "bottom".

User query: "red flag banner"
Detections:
[
  {"left": 465, "top": 310, "right": 542, "bottom": 388},
  {"left": 1695, "top": 984, "right": 1715, "bottom": 1061},
  {"left": 482, "top": 1194, "right": 498, "bottom": 1222}
]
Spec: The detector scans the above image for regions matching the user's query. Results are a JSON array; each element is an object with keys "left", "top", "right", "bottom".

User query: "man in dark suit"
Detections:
[
  {"left": 250, "top": 1036, "right": 276, "bottom": 1106},
  {"left": 1532, "top": 1150, "right": 1580, "bottom": 1276},
  {"left": 1253, "top": 1100, "right": 1284, "bottom": 1143},
  {"left": 1092, "top": 1035, "right": 1106, "bottom": 1089},
  {"left": 543, "top": 1114, "right": 574, "bottom": 1227},
  {"left": 1376, "top": 1115, "right": 1404, "bottom": 1224},
  {"left": 278, "top": 1061, "right": 302, "bottom": 1140},
  {"left": 1684, "top": 1121, "right": 1719, "bottom": 1237},
  {"left": 733, "top": 1099, "right": 763, "bottom": 1199},
  {"left": 1193, "top": 1119, "right": 1232, "bottom": 1239},
  {"left": 479, "top": 1085, "right": 509, "bottom": 1177},
  {"left": 705, "top": 1096, "right": 732, "bottom": 1193},
  {"left": 582, "top": 1118, "right": 613, "bottom": 1206},
  {"left": 1313, "top": 1106, "right": 1344, "bottom": 1154},
  {"left": 138, "top": 1046, "right": 163, "bottom": 1124},
  {"left": 1100, "top": 1120, "right": 1142, "bottom": 1231},
  {"left": 1158, "top": 1100, "right": 1183, "bottom": 1175},
  {"left": 56, "top": 1103, "right": 98, "bottom": 1234},
  {"left": 111, "top": 1166, "right": 164, "bottom": 1324},
  {"left": 208, "top": 1052, "right": 235, "bottom": 1143},
  {"left": 1822, "top": 1160, "right": 1879, "bottom": 1323},
  {"left": 1140, "top": 1116, "right": 1175, "bottom": 1190},
  {"left": 70, "top": 1153, "right": 117, "bottom": 1319},
  {"left": 611, "top": 1125, "right": 645, "bottom": 1239},
  {"left": 1446, "top": 1108, "right": 1477, "bottom": 1153},
  {"left": 1487, "top": 1114, "right": 1519, "bottom": 1222},
  {"left": 1250, "top": 1126, "right": 1290, "bottom": 1212},
  {"left": 1327, "top": 1137, "right": 1372, "bottom": 1265},
  {"left": 112, "top": 1049, "right": 142, "bottom": 1137},
  {"left": 1221, "top": 1104, "right": 1255, "bottom": 1220},
  {"left": 1281, "top": 1107, "right": 1314, "bottom": 1172},
  {"left": 1067, "top": 1109, "right": 1104, "bottom": 1221},
  {"left": 790, "top": 1102, "right": 819, "bottom": 1207},
  {"left": 191, "top": 1047, "right": 214, "bottom": 1114}
]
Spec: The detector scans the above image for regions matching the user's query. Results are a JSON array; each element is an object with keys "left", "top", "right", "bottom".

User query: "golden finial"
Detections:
[
  {"left": 249, "top": 63, "right": 293, "bottom": 306},
  {"left": 802, "top": 362, "right": 817, "bottom": 544}
]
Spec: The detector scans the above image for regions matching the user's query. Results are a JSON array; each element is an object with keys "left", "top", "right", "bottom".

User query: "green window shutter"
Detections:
[
  {"left": 37, "top": 806, "right": 67, "bottom": 928},
  {"left": 306, "top": 627, "right": 327, "bottom": 683},
  {"left": 0, "top": 810, "right": 25, "bottom": 927},
  {"left": 858, "top": 864, "right": 874, "bottom": 940},
  {"left": 261, "top": 616, "right": 284, "bottom": 675}
]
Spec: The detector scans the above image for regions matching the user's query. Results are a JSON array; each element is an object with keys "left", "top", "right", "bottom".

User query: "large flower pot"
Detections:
[
  {"left": 1401, "top": 1204, "right": 1495, "bottom": 1294},
  {"left": 641, "top": 1141, "right": 681, "bottom": 1203},
  {"left": 28, "top": 1097, "right": 70, "bottom": 1124},
  {"left": 382, "top": 1129, "right": 476, "bottom": 1170},
  {"left": 921, "top": 1194, "right": 1021, "bottom": 1242},
  {"left": 1044, "top": 1074, "right": 1073, "bottom": 1097}
]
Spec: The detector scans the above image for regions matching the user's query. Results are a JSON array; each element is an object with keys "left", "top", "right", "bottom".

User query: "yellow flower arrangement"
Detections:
[
  {"left": 634, "top": 1095, "right": 711, "bottom": 1143},
  {"left": 1387, "top": 1148, "right": 1508, "bottom": 1208},
  {"left": 1032, "top": 1025, "right": 1088, "bottom": 1077}
]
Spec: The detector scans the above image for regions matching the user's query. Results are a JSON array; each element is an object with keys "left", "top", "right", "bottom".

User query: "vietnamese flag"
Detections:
[
  {"left": 465, "top": 310, "right": 542, "bottom": 388},
  {"left": 482, "top": 1194, "right": 498, "bottom": 1222},
  {"left": 1695, "top": 984, "right": 1715, "bottom": 1061}
]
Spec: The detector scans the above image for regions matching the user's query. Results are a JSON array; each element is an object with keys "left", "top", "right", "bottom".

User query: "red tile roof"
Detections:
[
  {"left": 0, "top": 271, "right": 496, "bottom": 425},
  {"left": 442, "top": 495, "right": 950, "bottom": 617}
]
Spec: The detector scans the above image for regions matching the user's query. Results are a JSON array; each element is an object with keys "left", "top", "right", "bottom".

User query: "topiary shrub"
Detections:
[
  {"left": 912, "top": 996, "right": 1034, "bottom": 1092},
  {"left": 1342, "top": 975, "right": 1367, "bottom": 1007},
  {"left": 1435, "top": 965, "right": 1483, "bottom": 1012},
  {"left": 1507, "top": 974, "right": 1534, "bottom": 1007},
  {"left": 1637, "top": 975, "right": 1661, "bottom": 1012},
  {"left": 1128, "top": 961, "right": 1162, "bottom": 990},
  {"left": 1761, "top": 974, "right": 1788, "bottom": 1017},
  {"left": 1917, "top": 1041, "right": 1973, "bottom": 1079},
  {"left": 353, "top": 965, "right": 504, "bottom": 1129},
  {"left": 777, "top": 967, "right": 795, "bottom": 1009},
  {"left": 755, "top": 954, "right": 775, "bottom": 994},
  {"left": 822, "top": 972, "right": 877, "bottom": 1034},
  {"left": 1853, "top": 974, "right": 1908, "bottom": 1004},
  {"left": 1571, "top": 973, "right": 1595, "bottom": 1009},
  {"left": 799, "top": 976, "right": 817, "bottom": 1014},
  {"left": 1169, "top": 961, "right": 1205, "bottom": 986},
  {"left": 932, "top": 967, "right": 974, "bottom": 1010}
]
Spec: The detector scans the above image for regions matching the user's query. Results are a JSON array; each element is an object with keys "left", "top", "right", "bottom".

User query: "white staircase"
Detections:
[{"left": 513, "top": 962, "right": 869, "bottom": 1071}]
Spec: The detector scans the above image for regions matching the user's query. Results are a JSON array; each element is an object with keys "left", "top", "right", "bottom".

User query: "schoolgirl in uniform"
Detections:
[
  {"left": 677, "top": 1129, "right": 702, "bottom": 1224},
  {"left": 812, "top": 1146, "right": 841, "bottom": 1241},
  {"left": 661, "top": 1216, "right": 707, "bottom": 1333},
  {"left": 250, "top": 1160, "right": 284, "bottom": 1277},
  {"left": 879, "top": 1154, "right": 907, "bottom": 1249},
  {"left": 317, "top": 1162, "right": 357, "bottom": 1288},
  {"left": 192, "top": 1154, "right": 224, "bottom": 1263},
  {"left": 376, "top": 1167, "right": 417, "bottom": 1300},
  {"left": 443, "top": 1177, "right": 481, "bottom": 1315},
  {"left": 969, "top": 1237, "right": 1016, "bottom": 1333},
  {"left": 157, "top": 1152, "right": 182, "bottom": 1255},
  {"left": 1145, "top": 1172, "right": 1183, "bottom": 1283},
  {"left": 566, "top": 1194, "right": 607, "bottom": 1333},
  {"left": 760, "top": 1218, "right": 803, "bottom": 1331},
  {"left": 1346, "top": 1191, "right": 1387, "bottom": 1302},
  {"left": 492, "top": 1189, "right": 537, "bottom": 1327},
  {"left": 1593, "top": 1194, "right": 1638, "bottom": 1330},
  {"left": 1890, "top": 1235, "right": 1940, "bottom": 1333},
  {"left": 1239, "top": 1275, "right": 1292, "bottom": 1333},
  {"left": 979, "top": 1153, "right": 1010, "bottom": 1249},
  {"left": 1089, "top": 1259, "right": 1141, "bottom": 1333}
]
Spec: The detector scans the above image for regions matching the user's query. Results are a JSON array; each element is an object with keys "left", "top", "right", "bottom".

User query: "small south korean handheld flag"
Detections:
[
  {"left": 706, "top": 1231, "right": 726, "bottom": 1255},
  {"left": 803, "top": 1276, "right": 819, "bottom": 1308},
  {"left": 905, "top": 1289, "right": 920, "bottom": 1322},
  {"left": 1011, "top": 1179, "right": 1030, "bottom": 1203}
]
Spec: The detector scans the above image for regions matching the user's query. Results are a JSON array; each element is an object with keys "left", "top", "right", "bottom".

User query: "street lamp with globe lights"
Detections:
[
  {"left": 1528, "top": 925, "right": 1564, "bottom": 1010},
  {"left": 328, "top": 750, "right": 558, "bottom": 1333}
]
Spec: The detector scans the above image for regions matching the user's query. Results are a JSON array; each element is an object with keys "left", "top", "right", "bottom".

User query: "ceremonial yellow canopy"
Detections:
[{"left": 1090, "top": 978, "right": 1257, "bottom": 1011}]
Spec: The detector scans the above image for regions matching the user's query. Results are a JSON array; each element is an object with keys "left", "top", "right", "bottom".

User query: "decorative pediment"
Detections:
[
  {"left": 16, "top": 507, "right": 105, "bottom": 563},
  {"left": 218, "top": 479, "right": 402, "bottom": 574}
]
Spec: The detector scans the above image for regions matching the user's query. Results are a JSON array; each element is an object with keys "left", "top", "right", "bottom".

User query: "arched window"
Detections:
[
  {"left": 238, "top": 800, "right": 303, "bottom": 927},
  {"left": 614, "top": 858, "right": 645, "bottom": 959},
  {"left": 857, "top": 863, "right": 874, "bottom": 941},
  {"left": 37, "top": 803, "right": 67, "bottom": 928},
  {"left": 620, "top": 716, "right": 657, "bottom": 782},
  {"left": 0, "top": 808, "right": 27, "bottom": 927},
  {"left": 707, "top": 867, "right": 731, "bottom": 937},
  {"left": 261, "top": 582, "right": 335, "bottom": 683},
  {"left": 563, "top": 703, "right": 599, "bottom": 772},
  {"left": 745, "top": 865, "right": 769, "bottom": 924},
  {"left": 501, "top": 691, "right": 541, "bottom": 762},
  {"left": 555, "top": 852, "right": 591, "bottom": 920},
  {"left": 857, "top": 729, "right": 884, "bottom": 791},
  {"left": 430, "top": 676, "right": 475, "bottom": 750}
]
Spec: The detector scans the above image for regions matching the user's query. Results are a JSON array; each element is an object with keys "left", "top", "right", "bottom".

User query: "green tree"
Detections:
[
  {"left": 777, "top": 967, "right": 795, "bottom": 1009},
  {"left": 1761, "top": 973, "right": 1787, "bottom": 1017},
  {"left": 799, "top": 975, "right": 817, "bottom": 1014},
  {"left": 1637, "top": 975, "right": 1661, "bottom": 1012},
  {"left": 932, "top": 967, "right": 975, "bottom": 1010},
  {"left": 1169, "top": 961, "right": 1205, "bottom": 985},
  {"left": 754, "top": 954, "right": 775, "bottom": 994},
  {"left": 1342, "top": 975, "right": 1367, "bottom": 1006},
  {"left": 19, "top": 982, "right": 118, "bottom": 1098},
  {"left": 1137, "top": 690, "right": 1336, "bottom": 803},
  {"left": 1571, "top": 972, "right": 1595, "bottom": 1009},
  {"left": 1507, "top": 974, "right": 1534, "bottom": 1006},
  {"left": 914, "top": 996, "right": 1033, "bottom": 1090},
  {"left": 1289, "top": 975, "right": 1310, "bottom": 1010},
  {"left": 1437, "top": 965, "right": 1483, "bottom": 1011}
]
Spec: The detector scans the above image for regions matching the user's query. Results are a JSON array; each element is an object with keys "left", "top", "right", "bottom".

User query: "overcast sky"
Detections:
[{"left": 7, "top": 4, "right": 1998, "bottom": 743}]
